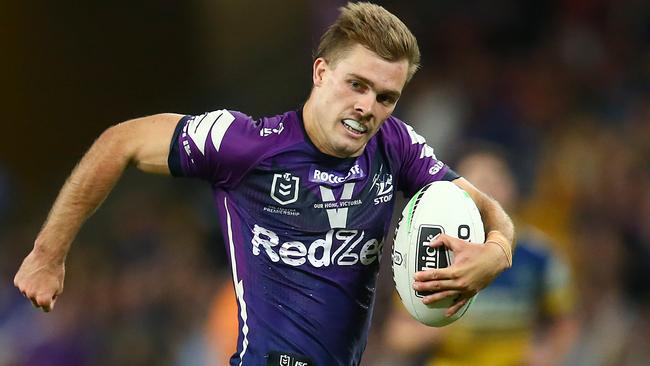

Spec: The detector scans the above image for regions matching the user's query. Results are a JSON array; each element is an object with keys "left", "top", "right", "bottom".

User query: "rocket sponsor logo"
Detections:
[{"left": 308, "top": 164, "right": 365, "bottom": 185}]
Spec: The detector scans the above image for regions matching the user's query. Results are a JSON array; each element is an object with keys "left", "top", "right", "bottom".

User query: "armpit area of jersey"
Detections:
[{"left": 167, "top": 115, "right": 190, "bottom": 177}]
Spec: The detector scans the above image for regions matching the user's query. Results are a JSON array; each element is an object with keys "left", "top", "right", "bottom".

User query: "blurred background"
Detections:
[{"left": 1, "top": 0, "right": 648, "bottom": 365}]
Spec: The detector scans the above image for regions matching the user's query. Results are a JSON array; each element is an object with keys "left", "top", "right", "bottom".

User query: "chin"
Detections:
[{"left": 337, "top": 144, "right": 365, "bottom": 158}]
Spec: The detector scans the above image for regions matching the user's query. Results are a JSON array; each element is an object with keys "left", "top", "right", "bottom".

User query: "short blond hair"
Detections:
[{"left": 315, "top": 2, "right": 420, "bottom": 81}]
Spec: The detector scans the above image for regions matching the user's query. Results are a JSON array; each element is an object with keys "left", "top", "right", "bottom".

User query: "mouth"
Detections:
[{"left": 341, "top": 118, "right": 368, "bottom": 136}]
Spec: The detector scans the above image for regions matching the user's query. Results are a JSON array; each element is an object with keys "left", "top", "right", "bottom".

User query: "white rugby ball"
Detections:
[{"left": 392, "top": 181, "right": 485, "bottom": 327}]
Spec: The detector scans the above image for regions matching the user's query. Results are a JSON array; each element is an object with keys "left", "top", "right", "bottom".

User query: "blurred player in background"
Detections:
[
  {"left": 14, "top": 3, "right": 515, "bottom": 365},
  {"left": 382, "top": 145, "right": 577, "bottom": 366}
]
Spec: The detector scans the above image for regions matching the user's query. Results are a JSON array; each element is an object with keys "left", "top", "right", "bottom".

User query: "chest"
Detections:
[{"left": 233, "top": 149, "right": 398, "bottom": 235}]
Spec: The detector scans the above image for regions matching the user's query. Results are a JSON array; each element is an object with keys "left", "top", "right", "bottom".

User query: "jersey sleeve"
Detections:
[
  {"left": 385, "top": 118, "right": 459, "bottom": 197},
  {"left": 167, "top": 109, "right": 264, "bottom": 188}
]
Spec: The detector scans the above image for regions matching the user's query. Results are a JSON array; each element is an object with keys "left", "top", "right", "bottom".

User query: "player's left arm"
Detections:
[
  {"left": 413, "top": 177, "right": 515, "bottom": 316},
  {"left": 455, "top": 176, "right": 515, "bottom": 263}
]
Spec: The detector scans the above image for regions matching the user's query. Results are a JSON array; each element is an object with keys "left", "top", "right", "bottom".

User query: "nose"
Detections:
[{"left": 354, "top": 92, "right": 376, "bottom": 117}]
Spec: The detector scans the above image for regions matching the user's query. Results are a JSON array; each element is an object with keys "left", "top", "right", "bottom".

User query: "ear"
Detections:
[{"left": 312, "top": 57, "right": 328, "bottom": 87}]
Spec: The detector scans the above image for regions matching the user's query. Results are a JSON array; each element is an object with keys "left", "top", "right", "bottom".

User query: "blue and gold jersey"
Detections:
[{"left": 428, "top": 227, "right": 575, "bottom": 366}]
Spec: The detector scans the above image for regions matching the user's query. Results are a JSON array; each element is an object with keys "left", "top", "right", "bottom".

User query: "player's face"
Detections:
[{"left": 307, "top": 44, "right": 409, "bottom": 158}]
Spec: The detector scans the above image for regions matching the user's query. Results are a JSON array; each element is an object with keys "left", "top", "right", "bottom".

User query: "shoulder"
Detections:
[
  {"left": 375, "top": 115, "right": 437, "bottom": 164},
  {"left": 183, "top": 109, "right": 303, "bottom": 148},
  {"left": 173, "top": 109, "right": 305, "bottom": 184},
  {"left": 187, "top": 109, "right": 293, "bottom": 134},
  {"left": 378, "top": 115, "right": 412, "bottom": 139},
  {"left": 256, "top": 111, "right": 294, "bottom": 136},
  {"left": 377, "top": 115, "right": 429, "bottom": 148}
]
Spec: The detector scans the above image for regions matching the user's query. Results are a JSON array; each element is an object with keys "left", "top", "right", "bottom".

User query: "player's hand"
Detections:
[
  {"left": 412, "top": 234, "right": 506, "bottom": 317},
  {"left": 14, "top": 248, "right": 65, "bottom": 312}
]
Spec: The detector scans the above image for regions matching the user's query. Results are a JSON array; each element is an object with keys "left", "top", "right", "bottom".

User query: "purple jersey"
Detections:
[{"left": 168, "top": 109, "right": 458, "bottom": 366}]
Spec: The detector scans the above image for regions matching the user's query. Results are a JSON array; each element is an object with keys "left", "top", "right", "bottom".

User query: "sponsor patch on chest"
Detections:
[{"left": 308, "top": 163, "right": 365, "bottom": 185}]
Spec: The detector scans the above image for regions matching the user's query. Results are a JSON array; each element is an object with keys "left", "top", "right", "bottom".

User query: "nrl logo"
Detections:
[{"left": 271, "top": 172, "right": 300, "bottom": 205}]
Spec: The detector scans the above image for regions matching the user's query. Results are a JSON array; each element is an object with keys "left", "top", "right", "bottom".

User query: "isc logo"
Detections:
[{"left": 414, "top": 225, "right": 449, "bottom": 298}]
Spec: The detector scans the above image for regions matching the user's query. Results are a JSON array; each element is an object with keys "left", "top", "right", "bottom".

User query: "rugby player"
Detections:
[{"left": 15, "top": 3, "right": 515, "bottom": 365}]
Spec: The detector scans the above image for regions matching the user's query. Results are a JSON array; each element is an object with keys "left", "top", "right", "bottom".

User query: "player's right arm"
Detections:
[{"left": 13, "top": 113, "right": 181, "bottom": 312}]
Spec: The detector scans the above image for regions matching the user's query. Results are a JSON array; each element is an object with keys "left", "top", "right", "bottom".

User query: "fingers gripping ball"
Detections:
[{"left": 392, "top": 181, "right": 485, "bottom": 327}]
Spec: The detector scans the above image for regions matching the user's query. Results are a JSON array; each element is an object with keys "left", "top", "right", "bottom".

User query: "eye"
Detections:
[
  {"left": 377, "top": 94, "right": 396, "bottom": 105},
  {"left": 349, "top": 80, "right": 364, "bottom": 91}
]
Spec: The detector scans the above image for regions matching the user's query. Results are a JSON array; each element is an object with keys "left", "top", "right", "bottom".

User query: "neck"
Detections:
[
  {"left": 302, "top": 95, "right": 332, "bottom": 157},
  {"left": 302, "top": 96, "right": 316, "bottom": 141}
]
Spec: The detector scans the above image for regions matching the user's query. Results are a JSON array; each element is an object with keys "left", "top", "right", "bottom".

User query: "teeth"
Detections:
[{"left": 342, "top": 119, "right": 367, "bottom": 133}]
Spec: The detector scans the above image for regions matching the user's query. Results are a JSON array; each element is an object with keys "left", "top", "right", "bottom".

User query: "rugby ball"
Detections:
[{"left": 392, "top": 181, "right": 485, "bottom": 327}]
